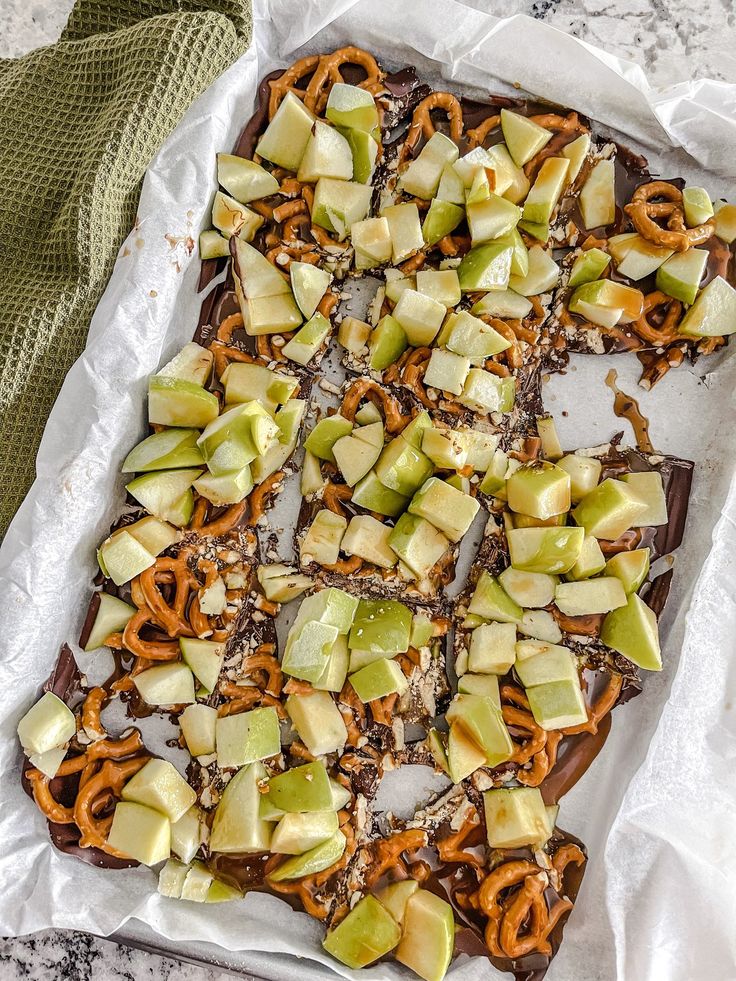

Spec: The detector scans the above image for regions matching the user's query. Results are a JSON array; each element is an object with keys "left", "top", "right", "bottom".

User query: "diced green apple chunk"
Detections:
[
  {"left": 458, "top": 368, "right": 508, "bottom": 414},
  {"left": 408, "top": 477, "right": 480, "bottom": 542},
  {"left": 350, "top": 657, "right": 408, "bottom": 702},
  {"left": 422, "top": 199, "right": 465, "bottom": 245},
  {"left": 605, "top": 548, "right": 650, "bottom": 594},
  {"left": 216, "top": 153, "right": 280, "bottom": 203},
  {"left": 522, "top": 157, "right": 569, "bottom": 225},
  {"left": 388, "top": 513, "right": 450, "bottom": 579},
  {"left": 148, "top": 376, "right": 218, "bottom": 429},
  {"left": 158, "top": 858, "right": 189, "bottom": 898},
  {"left": 297, "top": 121, "right": 353, "bottom": 182},
  {"left": 312, "top": 178, "right": 372, "bottom": 239},
  {"left": 568, "top": 247, "right": 611, "bottom": 288},
  {"left": 468, "top": 571, "right": 522, "bottom": 623},
  {"left": 416, "top": 269, "right": 461, "bottom": 307},
  {"left": 447, "top": 723, "right": 486, "bottom": 781},
  {"left": 561, "top": 133, "right": 591, "bottom": 184},
  {"left": 352, "top": 471, "right": 409, "bottom": 517},
  {"left": 471, "top": 289, "right": 532, "bottom": 319},
  {"left": 300, "top": 510, "right": 347, "bottom": 567},
  {"left": 678, "top": 275, "right": 736, "bottom": 337},
  {"left": 98, "top": 532, "right": 155, "bottom": 585},
  {"left": 179, "top": 704, "right": 217, "bottom": 757},
  {"left": 396, "top": 890, "right": 455, "bottom": 981},
  {"left": 281, "top": 312, "right": 331, "bottom": 366},
  {"left": 369, "top": 314, "right": 408, "bottom": 370},
  {"left": 498, "top": 567, "right": 557, "bottom": 608},
  {"left": 508, "top": 245, "right": 559, "bottom": 296},
  {"left": 682, "top": 186, "right": 714, "bottom": 227},
  {"left": 338, "top": 315, "right": 371, "bottom": 352},
  {"left": 270, "top": 810, "right": 339, "bottom": 856},
  {"left": 555, "top": 577, "right": 627, "bottom": 615},
  {"left": 286, "top": 690, "right": 347, "bottom": 757},
  {"left": 483, "top": 787, "right": 552, "bottom": 847},
  {"left": 232, "top": 238, "right": 290, "bottom": 298},
  {"left": 107, "top": 801, "right": 170, "bottom": 865},
  {"left": 342, "top": 514, "right": 398, "bottom": 569},
  {"left": 615, "top": 236, "right": 674, "bottom": 281},
  {"left": 193, "top": 466, "right": 253, "bottom": 507},
  {"left": 348, "top": 598, "right": 411, "bottom": 654},
  {"left": 121, "top": 758, "right": 196, "bottom": 823},
  {"left": 656, "top": 248, "right": 708, "bottom": 305},
  {"left": 508, "top": 526, "right": 585, "bottom": 574},
  {"left": 518, "top": 609, "right": 563, "bottom": 643},
  {"left": 382, "top": 203, "right": 425, "bottom": 263},
  {"left": 446, "top": 693, "right": 513, "bottom": 767},
  {"left": 399, "top": 131, "right": 458, "bottom": 199},
  {"left": 468, "top": 621, "right": 517, "bottom": 674},
  {"left": 392, "top": 288, "right": 446, "bottom": 346},
  {"left": 714, "top": 202, "right": 736, "bottom": 243},
  {"left": 621, "top": 471, "right": 667, "bottom": 525},
  {"left": 579, "top": 158, "right": 615, "bottom": 229},
  {"left": 514, "top": 642, "right": 578, "bottom": 688},
  {"left": 210, "top": 761, "right": 273, "bottom": 853},
  {"left": 527, "top": 678, "right": 588, "bottom": 729},
  {"left": 447, "top": 311, "right": 511, "bottom": 360},
  {"left": 506, "top": 461, "right": 571, "bottom": 519},
  {"left": 84, "top": 592, "right": 136, "bottom": 651},
  {"left": 376, "top": 436, "right": 434, "bottom": 497},
  {"left": 199, "top": 229, "right": 230, "bottom": 260},
  {"left": 423, "top": 348, "right": 471, "bottom": 396},
  {"left": 211, "top": 191, "right": 263, "bottom": 240},
  {"left": 566, "top": 534, "right": 606, "bottom": 580},
  {"left": 557, "top": 454, "right": 602, "bottom": 501},
  {"left": 290, "top": 261, "right": 332, "bottom": 319},
  {"left": 325, "top": 83, "right": 379, "bottom": 133},
  {"left": 467, "top": 193, "right": 521, "bottom": 245},
  {"left": 323, "top": 894, "right": 401, "bottom": 969},
  {"left": 601, "top": 593, "right": 661, "bottom": 670},
  {"left": 17, "top": 691, "right": 76, "bottom": 757},
  {"left": 573, "top": 477, "right": 647, "bottom": 540},
  {"left": 122, "top": 428, "right": 204, "bottom": 473},
  {"left": 351, "top": 217, "right": 392, "bottom": 269},
  {"left": 256, "top": 91, "right": 315, "bottom": 171},
  {"left": 304, "top": 414, "right": 353, "bottom": 464},
  {"left": 501, "top": 109, "right": 553, "bottom": 167},
  {"left": 266, "top": 760, "right": 334, "bottom": 813},
  {"left": 221, "top": 361, "right": 297, "bottom": 411},
  {"left": 457, "top": 242, "right": 513, "bottom": 292},
  {"left": 133, "top": 662, "right": 196, "bottom": 706}
]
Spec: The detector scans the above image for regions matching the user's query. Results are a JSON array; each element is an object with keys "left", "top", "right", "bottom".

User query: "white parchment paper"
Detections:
[{"left": 1, "top": 2, "right": 735, "bottom": 978}]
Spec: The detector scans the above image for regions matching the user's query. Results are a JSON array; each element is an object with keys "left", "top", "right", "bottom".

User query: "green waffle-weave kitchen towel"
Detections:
[{"left": 0, "top": 0, "right": 253, "bottom": 537}]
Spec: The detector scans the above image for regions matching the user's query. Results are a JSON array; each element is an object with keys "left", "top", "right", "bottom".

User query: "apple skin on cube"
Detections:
[
  {"left": 483, "top": 787, "right": 550, "bottom": 848},
  {"left": 121, "top": 758, "right": 196, "bottom": 823},
  {"left": 508, "top": 526, "right": 585, "bottom": 574},
  {"left": 211, "top": 191, "right": 263, "bottom": 241},
  {"left": 600, "top": 592, "right": 662, "bottom": 670},
  {"left": 17, "top": 692, "right": 76, "bottom": 757},
  {"left": 566, "top": 534, "right": 606, "bottom": 581},
  {"left": 508, "top": 245, "right": 560, "bottom": 296},
  {"left": 655, "top": 248, "right": 708, "bottom": 305},
  {"left": 375, "top": 436, "right": 434, "bottom": 497},
  {"left": 348, "top": 598, "right": 412, "bottom": 653},
  {"left": 447, "top": 311, "right": 511, "bottom": 360},
  {"left": 126, "top": 468, "right": 201, "bottom": 526},
  {"left": 338, "top": 315, "right": 371, "bottom": 352},
  {"left": 396, "top": 889, "right": 456, "bottom": 981},
  {"left": 297, "top": 121, "right": 353, "bottom": 183},
  {"left": 369, "top": 314, "right": 408, "bottom": 370},
  {"left": 572, "top": 477, "right": 648, "bottom": 541},
  {"left": 388, "top": 512, "right": 450, "bottom": 580},
  {"left": 579, "top": 158, "right": 616, "bottom": 229},
  {"left": 332, "top": 433, "right": 381, "bottom": 487},
  {"left": 290, "top": 261, "right": 332, "bottom": 319},
  {"left": 158, "top": 857, "right": 189, "bottom": 898},
  {"left": 256, "top": 91, "right": 315, "bottom": 172},
  {"left": 498, "top": 567, "right": 557, "bottom": 608},
  {"left": 304, "top": 414, "right": 353, "bottom": 464},
  {"left": 468, "top": 621, "right": 517, "bottom": 675},
  {"left": 568, "top": 247, "right": 611, "bottom": 288},
  {"left": 209, "top": 761, "right": 274, "bottom": 854},
  {"left": 300, "top": 510, "right": 347, "bottom": 567},
  {"left": 605, "top": 547, "right": 650, "bottom": 594},
  {"left": 216, "top": 153, "right": 279, "bottom": 203},
  {"left": 266, "top": 760, "right": 335, "bottom": 813},
  {"left": 446, "top": 693, "right": 513, "bottom": 767},
  {"left": 522, "top": 156, "right": 569, "bottom": 225},
  {"left": 421, "top": 427, "right": 468, "bottom": 470},
  {"left": 514, "top": 645, "right": 578, "bottom": 688},
  {"left": 468, "top": 571, "right": 523, "bottom": 623},
  {"left": 392, "top": 288, "right": 446, "bottom": 347},
  {"left": 615, "top": 236, "right": 673, "bottom": 281},
  {"left": 325, "top": 83, "right": 380, "bottom": 133},
  {"left": 312, "top": 178, "right": 372, "bottom": 240},
  {"left": 467, "top": 193, "right": 521, "bottom": 245},
  {"left": 98, "top": 531, "right": 155, "bottom": 585},
  {"left": 281, "top": 312, "right": 331, "bottom": 366},
  {"left": 107, "top": 801, "right": 170, "bottom": 866},
  {"left": 215, "top": 706, "right": 281, "bottom": 769},
  {"left": 399, "top": 131, "right": 459, "bottom": 199},
  {"left": 349, "top": 657, "right": 408, "bottom": 702},
  {"left": 193, "top": 467, "right": 253, "bottom": 508},
  {"left": 408, "top": 477, "right": 480, "bottom": 542},
  {"left": 133, "top": 662, "right": 196, "bottom": 706},
  {"left": 269, "top": 830, "right": 346, "bottom": 881},
  {"left": 286, "top": 690, "right": 347, "bottom": 757},
  {"left": 376, "top": 879, "right": 419, "bottom": 926},
  {"left": 500, "top": 109, "right": 553, "bottom": 167},
  {"left": 422, "top": 199, "right": 465, "bottom": 245},
  {"left": 416, "top": 269, "right": 461, "bottom": 307},
  {"left": 351, "top": 217, "right": 392, "bottom": 268},
  {"left": 506, "top": 461, "right": 571, "bottom": 520},
  {"left": 221, "top": 361, "right": 298, "bottom": 411},
  {"left": 232, "top": 238, "right": 291, "bottom": 299},
  {"left": 555, "top": 576, "right": 627, "bottom": 615},
  {"left": 148, "top": 376, "right": 219, "bottom": 429},
  {"left": 340, "top": 126, "right": 379, "bottom": 184},
  {"left": 526, "top": 678, "right": 588, "bottom": 729},
  {"left": 678, "top": 275, "right": 736, "bottom": 337},
  {"left": 270, "top": 810, "right": 339, "bottom": 856},
  {"left": 457, "top": 242, "right": 513, "bottom": 292},
  {"left": 283, "top": 619, "right": 340, "bottom": 683},
  {"left": 561, "top": 133, "right": 591, "bottom": 184},
  {"left": 122, "top": 428, "right": 204, "bottom": 473},
  {"left": 323, "top": 894, "right": 401, "bottom": 969},
  {"left": 84, "top": 592, "right": 136, "bottom": 651},
  {"left": 292, "top": 588, "right": 359, "bottom": 636},
  {"left": 341, "top": 514, "right": 398, "bottom": 569}
]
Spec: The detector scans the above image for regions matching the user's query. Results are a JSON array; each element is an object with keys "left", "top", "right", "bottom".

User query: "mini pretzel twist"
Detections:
[
  {"left": 624, "top": 181, "right": 715, "bottom": 252},
  {"left": 340, "top": 379, "right": 407, "bottom": 434},
  {"left": 268, "top": 54, "right": 321, "bottom": 118},
  {"left": 400, "top": 92, "right": 464, "bottom": 162},
  {"left": 630, "top": 290, "right": 684, "bottom": 346},
  {"left": 465, "top": 113, "right": 501, "bottom": 149},
  {"left": 437, "top": 809, "right": 484, "bottom": 868},
  {"left": 303, "top": 47, "right": 384, "bottom": 114},
  {"left": 562, "top": 671, "right": 623, "bottom": 736}
]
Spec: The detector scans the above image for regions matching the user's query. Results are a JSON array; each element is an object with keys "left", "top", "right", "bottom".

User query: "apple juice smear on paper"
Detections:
[{"left": 17, "top": 44, "right": 734, "bottom": 981}]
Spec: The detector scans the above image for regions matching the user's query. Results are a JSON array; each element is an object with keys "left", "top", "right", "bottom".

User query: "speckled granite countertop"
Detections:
[{"left": 1, "top": 0, "right": 733, "bottom": 978}]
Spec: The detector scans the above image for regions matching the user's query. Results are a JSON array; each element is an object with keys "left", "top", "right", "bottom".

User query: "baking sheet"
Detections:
[{"left": 2, "top": 1, "right": 736, "bottom": 979}]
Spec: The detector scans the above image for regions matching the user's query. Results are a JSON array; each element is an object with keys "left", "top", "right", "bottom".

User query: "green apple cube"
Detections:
[
  {"left": 479, "top": 448, "right": 509, "bottom": 496},
  {"left": 352, "top": 470, "right": 409, "bottom": 516},
  {"left": 559, "top": 131, "right": 590, "bottom": 183},
  {"left": 573, "top": 477, "right": 647, "bottom": 540},
  {"left": 338, "top": 316, "right": 371, "bottom": 352},
  {"left": 423, "top": 349, "right": 471, "bottom": 396},
  {"left": 158, "top": 857, "right": 189, "bottom": 898},
  {"left": 508, "top": 526, "right": 585, "bottom": 574},
  {"left": 215, "top": 706, "right": 280, "bottom": 769},
  {"left": 399, "top": 131, "right": 459, "bottom": 199},
  {"left": 246, "top": 293, "right": 304, "bottom": 336},
  {"left": 301, "top": 450, "right": 326, "bottom": 497},
  {"left": 351, "top": 216, "right": 392, "bottom": 267},
  {"left": 498, "top": 567, "right": 558, "bottom": 608},
  {"left": 453, "top": 146, "right": 506, "bottom": 191},
  {"left": 133, "top": 662, "right": 195, "bottom": 706},
  {"left": 121, "top": 758, "right": 196, "bottom": 823},
  {"left": 376, "top": 880, "right": 419, "bottom": 926},
  {"left": 193, "top": 466, "right": 253, "bottom": 507},
  {"left": 615, "top": 236, "right": 673, "bottom": 281},
  {"left": 350, "top": 657, "right": 408, "bottom": 703},
  {"left": 447, "top": 723, "right": 486, "bottom": 781},
  {"left": 446, "top": 693, "right": 513, "bottom": 766},
  {"left": 206, "top": 878, "right": 243, "bottom": 904},
  {"left": 656, "top": 248, "right": 708, "bottom": 305},
  {"left": 579, "top": 156, "right": 616, "bottom": 227},
  {"left": 348, "top": 598, "right": 411, "bottom": 653},
  {"left": 221, "top": 361, "right": 298, "bottom": 411},
  {"left": 714, "top": 202, "right": 736, "bottom": 243},
  {"left": 489, "top": 143, "right": 531, "bottom": 202},
  {"left": 323, "top": 894, "right": 401, "bottom": 969},
  {"left": 396, "top": 890, "right": 455, "bottom": 981},
  {"left": 514, "top": 644, "right": 578, "bottom": 688},
  {"left": 179, "top": 861, "right": 214, "bottom": 902},
  {"left": 522, "top": 156, "right": 569, "bottom": 225},
  {"left": 158, "top": 342, "right": 214, "bottom": 386},
  {"left": 286, "top": 690, "right": 347, "bottom": 757},
  {"left": 257, "top": 568, "right": 311, "bottom": 604},
  {"left": 199, "top": 402, "right": 279, "bottom": 468},
  {"left": 122, "top": 429, "right": 203, "bottom": 473},
  {"left": 375, "top": 436, "right": 433, "bottom": 496},
  {"left": 414, "top": 270, "right": 459, "bottom": 308},
  {"left": 682, "top": 186, "right": 713, "bottom": 227},
  {"left": 179, "top": 704, "right": 217, "bottom": 757},
  {"left": 342, "top": 514, "right": 398, "bottom": 569},
  {"left": 495, "top": 227, "right": 529, "bottom": 277},
  {"left": 421, "top": 427, "right": 468, "bottom": 470},
  {"left": 124, "top": 466, "right": 201, "bottom": 523},
  {"left": 297, "top": 121, "right": 353, "bottom": 183},
  {"left": 210, "top": 761, "right": 273, "bottom": 853},
  {"left": 169, "top": 808, "right": 205, "bottom": 864},
  {"left": 270, "top": 811, "right": 339, "bottom": 856},
  {"left": 483, "top": 787, "right": 550, "bottom": 847},
  {"left": 508, "top": 245, "right": 559, "bottom": 296},
  {"left": 555, "top": 577, "right": 627, "bottom": 615},
  {"left": 566, "top": 534, "right": 606, "bottom": 581},
  {"left": 395, "top": 412, "right": 430, "bottom": 451},
  {"left": 332, "top": 434, "right": 381, "bottom": 487},
  {"left": 325, "top": 83, "right": 379, "bottom": 132},
  {"left": 457, "top": 242, "right": 513, "bottom": 292},
  {"left": 216, "top": 153, "right": 279, "bottom": 203},
  {"left": 312, "top": 178, "right": 372, "bottom": 239},
  {"left": 621, "top": 471, "right": 667, "bottom": 525},
  {"left": 300, "top": 510, "right": 347, "bottom": 567},
  {"left": 385, "top": 272, "right": 416, "bottom": 304},
  {"left": 518, "top": 610, "right": 563, "bottom": 644},
  {"left": 458, "top": 368, "right": 508, "bottom": 414},
  {"left": 422, "top": 199, "right": 465, "bottom": 245},
  {"left": 178, "top": 638, "right": 223, "bottom": 692},
  {"left": 527, "top": 678, "right": 588, "bottom": 729},
  {"left": 266, "top": 760, "right": 334, "bottom": 813},
  {"left": 283, "top": 620, "right": 339, "bottom": 683},
  {"left": 282, "top": 312, "right": 331, "bottom": 366},
  {"left": 369, "top": 314, "right": 408, "bottom": 370},
  {"left": 568, "top": 247, "right": 611, "bottom": 288},
  {"left": 569, "top": 279, "right": 644, "bottom": 325},
  {"left": 232, "top": 238, "right": 290, "bottom": 298},
  {"left": 290, "top": 261, "right": 332, "bottom": 318},
  {"left": 557, "top": 454, "right": 602, "bottom": 501},
  {"left": 348, "top": 648, "right": 393, "bottom": 673},
  {"left": 500, "top": 109, "right": 552, "bottom": 166},
  {"left": 304, "top": 414, "right": 353, "bottom": 463},
  {"left": 469, "top": 571, "right": 523, "bottom": 623},
  {"left": 352, "top": 420, "right": 384, "bottom": 450},
  {"left": 107, "top": 801, "right": 170, "bottom": 866},
  {"left": 382, "top": 203, "right": 425, "bottom": 262},
  {"left": 472, "top": 289, "right": 533, "bottom": 320},
  {"left": 605, "top": 547, "right": 650, "bottom": 594},
  {"left": 506, "top": 461, "right": 571, "bottom": 519},
  {"left": 518, "top": 215, "right": 549, "bottom": 242},
  {"left": 410, "top": 613, "right": 434, "bottom": 649},
  {"left": 436, "top": 161, "right": 465, "bottom": 204},
  {"left": 467, "top": 193, "right": 521, "bottom": 245},
  {"left": 17, "top": 692, "right": 75, "bottom": 757},
  {"left": 458, "top": 673, "right": 501, "bottom": 706},
  {"left": 534, "top": 416, "right": 563, "bottom": 462},
  {"left": 340, "top": 126, "right": 378, "bottom": 183},
  {"left": 117, "top": 513, "right": 179, "bottom": 557},
  {"left": 211, "top": 191, "right": 263, "bottom": 240},
  {"left": 468, "top": 621, "right": 517, "bottom": 674},
  {"left": 678, "top": 275, "right": 736, "bottom": 337},
  {"left": 199, "top": 229, "right": 231, "bottom": 260},
  {"left": 601, "top": 592, "right": 661, "bottom": 670},
  {"left": 84, "top": 592, "right": 136, "bottom": 651},
  {"left": 447, "top": 311, "right": 511, "bottom": 361},
  {"left": 388, "top": 513, "right": 450, "bottom": 579},
  {"left": 256, "top": 91, "right": 314, "bottom": 171},
  {"left": 148, "top": 376, "right": 219, "bottom": 429},
  {"left": 393, "top": 288, "right": 446, "bottom": 347},
  {"left": 251, "top": 399, "right": 306, "bottom": 484},
  {"left": 408, "top": 477, "right": 480, "bottom": 542},
  {"left": 98, "top": 531, "right": 155, "bottom": 585},
  {"left": 427, "top": 727, "right": 450, "bottom": 774}
]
